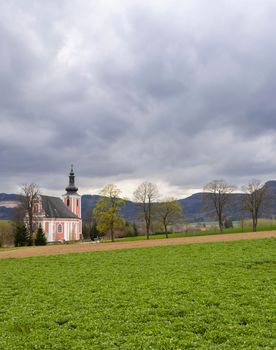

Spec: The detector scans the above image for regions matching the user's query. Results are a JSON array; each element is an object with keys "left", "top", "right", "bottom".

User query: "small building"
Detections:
[{"left": 36, "top": 166, "right": 82, "bottom": 242}]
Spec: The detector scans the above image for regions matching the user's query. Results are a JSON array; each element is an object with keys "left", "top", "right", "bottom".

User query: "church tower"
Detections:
[{"left": 62, "top": 165, "right": 81, "bottom": 218}]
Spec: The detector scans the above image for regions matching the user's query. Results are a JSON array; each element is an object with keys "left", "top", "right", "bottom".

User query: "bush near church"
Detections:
[
  {"left": 0, "top": 221, "right": 14, "bottom": 247},
  {"left": 35, "top": 224, "right": 47, "bottom": 246},
  {"left": 14, "top": 223, "right": 30, "bottom": 247}
]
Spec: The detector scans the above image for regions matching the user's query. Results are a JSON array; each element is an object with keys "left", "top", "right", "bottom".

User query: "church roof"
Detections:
[{"left": 41, "top": 195, "right": 80, "bottom": 219}]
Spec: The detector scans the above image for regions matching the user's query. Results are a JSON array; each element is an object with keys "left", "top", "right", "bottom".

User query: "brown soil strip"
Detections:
[{"left": 0, "top": 231, "right": 275, "bottom": 259}]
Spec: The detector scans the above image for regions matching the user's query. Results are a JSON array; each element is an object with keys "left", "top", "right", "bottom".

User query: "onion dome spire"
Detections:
[{"left": 65, "top": 164, "right": 78, "bottom": 193}]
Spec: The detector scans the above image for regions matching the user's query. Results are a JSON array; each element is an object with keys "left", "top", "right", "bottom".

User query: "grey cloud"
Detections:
[{"left": 1, "top": 0, "right": 276, "bottom": 196}]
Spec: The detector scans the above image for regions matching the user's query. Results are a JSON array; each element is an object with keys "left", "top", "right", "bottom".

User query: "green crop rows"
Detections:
[{"left": 0, "top": 239, "right": 275, "bottom": 349}]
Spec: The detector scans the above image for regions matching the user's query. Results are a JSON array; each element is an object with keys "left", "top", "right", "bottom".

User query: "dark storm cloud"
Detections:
[{"left": 1, "top": 0, "right": 276, "bottom": 196}]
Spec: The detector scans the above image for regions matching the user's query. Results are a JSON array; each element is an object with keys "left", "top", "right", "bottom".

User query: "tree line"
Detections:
[
  {"left": 0, "top": 178, "right": 272, "bottom": 247},
  {"left": 88, "top": 182, "right": 183, "bottom": 242},
  {"left": 89, "top": 178, "right": 272, "bottom": 241},
  {"left": 203, "top": 178, "right": 271, "bottom": 233}
]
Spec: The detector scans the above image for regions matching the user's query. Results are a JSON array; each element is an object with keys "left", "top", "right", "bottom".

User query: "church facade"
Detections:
[{"left": 36, "top": 166, "right": 82, "bottom": 242}]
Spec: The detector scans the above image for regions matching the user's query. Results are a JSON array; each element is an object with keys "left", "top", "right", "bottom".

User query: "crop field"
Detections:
[{"left": 0, "top": 239, "right": 275, "bottom": 349}]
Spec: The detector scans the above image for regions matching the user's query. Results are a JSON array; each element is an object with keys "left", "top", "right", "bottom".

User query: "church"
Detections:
[{"left": 36, "top": 166, "right": 82, "bottom": 242}]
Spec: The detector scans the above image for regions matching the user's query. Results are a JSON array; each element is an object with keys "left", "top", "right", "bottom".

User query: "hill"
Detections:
[
  {"left": 1, "top": 180, "right": 276, "bottom": 222},
  {"left": 0, "top": 193, "right": 21, "bottom": 220},
  {"left": 81, "top": 194, "right": 138, "bottom": 222}
]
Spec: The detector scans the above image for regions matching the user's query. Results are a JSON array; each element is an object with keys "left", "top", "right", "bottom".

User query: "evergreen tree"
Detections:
[
  {"left": 14, "top": 223, "right": 29, "bottom": 247},
  {"left": 35, "top": 224, "right": 47, "bottom": 246},
  {"left": 27, "top": 228, "right": 33, "bottom": 246},
  {"left": 90, "top": 222, "right": 100, "bottom": 240}
]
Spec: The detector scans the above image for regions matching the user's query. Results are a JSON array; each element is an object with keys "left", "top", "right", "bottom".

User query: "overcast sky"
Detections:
[{"left": 1, "top": 0, "right": 276, "bottom": 199}]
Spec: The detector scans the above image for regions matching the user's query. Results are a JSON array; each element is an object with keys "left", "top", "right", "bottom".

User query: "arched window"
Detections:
[
  {"left": 58, "top": 224, "right": 62, "bottom": 233},
  {"left": 77, "top": 199, "right": 79, "bottom": 207},
  {"left": 67, "top": 198, "right": 70, "bottom": 207}
]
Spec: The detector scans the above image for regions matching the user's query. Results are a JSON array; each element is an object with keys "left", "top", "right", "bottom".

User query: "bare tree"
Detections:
[
  {"left": 155, "top": 198, "right": 183, "bottom": 238},
  {"left": 242, "top": 179, "right": 270, "bottom": 232},
  {"left": 21, "top": 183, "right": 40, "bottom": 238},
  {"left": 203, "top": 179, "right": 236, "bottom": 233},
  {"left": 11, "top": 195, "right": 26, "bottom": 224},
  {"left": 133, "top": 182, "right": 159, "bottom": 239}
]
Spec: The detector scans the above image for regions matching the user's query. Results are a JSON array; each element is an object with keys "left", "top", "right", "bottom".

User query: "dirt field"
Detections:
[{"left": 1, "top": 231, "right": 275, "bottom": 259}]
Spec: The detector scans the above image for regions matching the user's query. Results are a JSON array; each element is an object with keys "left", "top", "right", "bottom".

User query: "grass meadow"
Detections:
[
  {"left": 0, "top": 239, "right": 275, "bottom": 349},
  {"left": 116, "top": 221, "right": 276, "bottom": 242}
]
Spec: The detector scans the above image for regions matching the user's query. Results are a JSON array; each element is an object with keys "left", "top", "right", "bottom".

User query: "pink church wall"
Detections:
[
  {"left": 56, "top": 222, "right": 64, "bottom": 241},
  {"left": 41, "top": 218, "right": 82, "bottom": 242},
  {"left": 76, "top": 199, "right": 80, "bottom": 217},
  {"left": 62, "top": 196, "right": 81, "bottom": 218},
  {"left": 63, "top": 197, "right": 72, "bottom": 212}
]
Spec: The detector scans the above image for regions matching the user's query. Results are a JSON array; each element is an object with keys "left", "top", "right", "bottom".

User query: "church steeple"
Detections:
[
  {"left": 63, "top": 165, "right": 81, "bottom": 218},
  {"left": 65, "top": 164, "right": 78, "bottom": 194}
]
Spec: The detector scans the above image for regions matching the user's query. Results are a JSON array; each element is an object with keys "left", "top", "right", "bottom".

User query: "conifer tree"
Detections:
[
  {"left": 14, "top": 223, "right": 29, "bottom": 247},
  {"left": 35, "top": 224, "right": 47, "bottom": 246},
  {"left": 27, "top": 232, "right": 34, "bottom": 246}
]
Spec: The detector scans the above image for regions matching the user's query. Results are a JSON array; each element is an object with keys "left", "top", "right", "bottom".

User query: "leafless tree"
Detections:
[
  {"left": 11, "top": 195, "right": 26, "bottom": 224},
  {"left": 155, "top": 198, "right": 183, "bottom": 238},
  {"left": 21, "top": 183, "right": 40, "bottom": 237},
  {"left": 203, "top": 179, "right": 236, "bottom": 233},
  {"left": 133, "top": 182, "right": 159, "bottom": 239},
  {"left": 242, "top": 179, "right": 270, "bottom": 232}
]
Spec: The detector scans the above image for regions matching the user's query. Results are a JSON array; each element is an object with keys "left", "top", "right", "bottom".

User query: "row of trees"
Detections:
[
  {"left": 0, "top": 221, "right": 47, "bottom": 247},
  {"left": 92, "top": 182, "right": 183, "bottom": 241},
  {"left": 15, "top": 223, "right": 47, "bottom": 246},
  {"left": 2, "top": 178, "right": 269, "bottom": 246},
  {"left": 92, "top": 178, "right": 271, "bottom": 241},
  {"left": 203, "top": 179, "right": 270, "bottom": 232}
]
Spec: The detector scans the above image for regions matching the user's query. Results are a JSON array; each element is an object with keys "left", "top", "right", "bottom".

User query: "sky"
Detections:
[{"left": 1, "top": 0, "right": 276, "bottom": 199}]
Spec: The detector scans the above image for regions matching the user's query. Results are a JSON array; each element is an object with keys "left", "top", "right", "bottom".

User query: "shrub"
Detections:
[
  {"left": 35, "top": 224, "right": 47, "bottom": 246},
  {"left": 0, "top": 221, "right": 14, "bottom": 247},
  {"left": 14, "top": 223, "right": 29, "bottom": 247}
]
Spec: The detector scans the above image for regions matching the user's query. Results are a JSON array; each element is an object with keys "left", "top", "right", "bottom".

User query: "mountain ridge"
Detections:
[{"left": 1, "top": 180, "right": 276, "bottom": 222}]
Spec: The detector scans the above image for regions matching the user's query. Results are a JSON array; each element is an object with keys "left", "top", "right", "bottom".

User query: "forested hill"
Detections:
[
  {"left": 0, "top": 193, "right": 20, "bottom": 220},
  {"left": 82, "top": 180, "right": 276, "bottom": 222},
  {"left": 1, "top": 180, "right": 276, "bottom": 222},
  {"left": 81, "top": 195, "right": 138, "bottom": 222},
  {"left": 0, "top": 193, "right": 18, "bottom": 201}
]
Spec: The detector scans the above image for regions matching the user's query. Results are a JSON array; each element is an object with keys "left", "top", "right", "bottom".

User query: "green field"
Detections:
[
  {"left": 0, "top": 239, "right": 275, "bottom": 349},
  {"left": 115, "top": 223, "right": 276, "bottom": 242}
]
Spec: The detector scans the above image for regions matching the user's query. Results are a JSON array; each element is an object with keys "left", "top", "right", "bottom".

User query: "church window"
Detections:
[
  {"left": 67, "top": 198, "right": 70, "bottom": 207},
  {"left": 77, "top": 200, "right": 79, "bottom": 206},
  {"left": 58, "top": 224, "right": 62, "bottom": 233}
]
